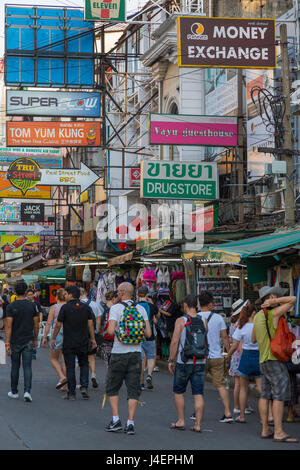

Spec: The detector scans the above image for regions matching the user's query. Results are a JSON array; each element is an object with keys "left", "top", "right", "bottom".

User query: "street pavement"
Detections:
[{"left": 0, "top": 346, "right": 299, "bottom": 450}]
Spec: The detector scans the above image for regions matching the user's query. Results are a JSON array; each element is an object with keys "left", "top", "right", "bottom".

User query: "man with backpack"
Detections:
[
  {"left": 168, "top": 295, "right": 207, "bottom": 432},
  {"left": 105, "top": 282, "right": 152, "bottom": 435},
  {"left": 198, "top": 292, "right": 233, "bottom": 423},
  {"left": 137, "top": 286, "right": 159, "bottom": 391},
  {"left": 252, "top": 286, "right": 298, "bottom": 443}
]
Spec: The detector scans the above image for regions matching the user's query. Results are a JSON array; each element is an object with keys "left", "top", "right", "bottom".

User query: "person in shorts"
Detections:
[
  {"left": 199, "top": 292, "right": 233, "bottom": 423},
  {"left": 137, "top": 286, "right": 159, "bottom": 391},
  {"left": 105, "top": 282, "right": 151, "bottom": 435},
  {"left": 168, "top": 295, "right": 206, "bottom": 432},
  {"left": 252, "top": 286, "right": 298, "bottom": 443}
]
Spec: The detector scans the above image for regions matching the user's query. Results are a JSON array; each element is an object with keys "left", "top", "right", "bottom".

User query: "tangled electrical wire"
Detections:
[{"left": 250, "top": 86, "right": 286, "bottom": 148}]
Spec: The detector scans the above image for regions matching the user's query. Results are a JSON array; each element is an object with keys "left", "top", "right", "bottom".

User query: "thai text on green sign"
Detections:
[{"left": 140, "top": 161, "right": 219, "bottom": 200}]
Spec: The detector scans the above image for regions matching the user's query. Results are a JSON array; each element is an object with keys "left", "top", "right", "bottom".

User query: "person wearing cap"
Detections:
[
  {"left": 228, "top": 299, "right": 249, "bottom": 415},
  {"left": 138, "top": 286, "right": 159, "bottom": 391},
  {"left": 252, "top": 285, "right": 298, "bottom": 443}
]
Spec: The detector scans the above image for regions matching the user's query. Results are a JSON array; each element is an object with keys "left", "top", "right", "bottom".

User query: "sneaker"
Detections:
[
  {"left": 91, "top": 377, "right": 98, "bottom": 389},
  {"left": 105, "top": 419, "right": 123, "bottom": 432},
  {"left": 146, "top": 375, "right": 153, "bottom": 390},
  {"left": 140, "top": 384, "right": 145, "bottom": 391},
  {"left": 245, "top": 407, "right": 254, "bottom": 415},
  {"left": 62, "top": 393, "right": 76, "bottom": 400},
  {"left": 190, "top": 412, "right": 196, "bottom": 420},
  {"left": 153, "top": 366, "right": 159, "bottom": 372},
  {"left": 124, "top": 424, "right": 135, "bottom": 435},
  {"left": 233, "top": 408, "right": 240, "bottom": 414},
  {"left": 8, "top": 392, "right": 19, "bottom": 399},
  {"left": 80, "top": 388, "right": 89, "bottom": 400},
  {"left": 219, "top": 415, "right": 233, "bottom": 423},
  {"left": 24, "top": 392, "right": 32, "bottom": 403}
]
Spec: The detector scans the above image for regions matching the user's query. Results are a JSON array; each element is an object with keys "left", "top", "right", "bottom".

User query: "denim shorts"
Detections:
[
  {"left": 141, "top": 340, "right": 155, "bottom": 360},
  {"left": 238, "top": 349, "right": 261, "bottom": 379},
  {"left": 173, "top": 363, "right": 206, "bottom": 395}
]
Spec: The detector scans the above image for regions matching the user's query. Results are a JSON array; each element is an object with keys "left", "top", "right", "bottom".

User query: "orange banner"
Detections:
[
  {"left": 0, "top": 170, "right": 51, "bottom": 199},
  {"left": 6, "top": 122, "right": 101, "bottom": 147}
]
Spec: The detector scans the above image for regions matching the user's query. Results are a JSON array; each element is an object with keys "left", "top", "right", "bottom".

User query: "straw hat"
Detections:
[{"left": 231, "top": 298, "right": 249, "bottom": 316}]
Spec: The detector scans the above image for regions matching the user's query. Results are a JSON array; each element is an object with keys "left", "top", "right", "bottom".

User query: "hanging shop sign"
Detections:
[
  {"left": 129, "top": 168, "right": 141, "bottom": 187},
  {"left": 149, "top": 114, "right": 238, "bottom": 147},
  {"left": 0, "top": 223, "right": 54, "bottom": 236},
  {"left": 7, "top": 90, "right": 101, "bottom": 118},
  {"left": 6, "top": 122, "right": 101, "bottom": 147},
  {"left": 0, "top": 204, "right": 20, "bottom": 222},
  {"left": 4, "top": 158, "right": 99, "bottom": 196},
  {"left": 0, "top": 163, "right": 51, "bottom": 200},
  {"left": 0, "top": 235, "right": 40, "bottom": 253},
  {"left": 190, "top": 204, "right": 218, "bottom": 233},
  {"left": 177, "top": 17, "right": 276, "bottom": 69},
  {"left": 0, "top": 147, "right": 63, "bottom": 168},
  {"left": 21, "top": 203, "right": 45, "bottom": 223},
  {"left": 140, "top": 161, "right": 219, "bottom": 200},
  {"left": 85, "top": 0, "right": 126, "bottom": 22}
]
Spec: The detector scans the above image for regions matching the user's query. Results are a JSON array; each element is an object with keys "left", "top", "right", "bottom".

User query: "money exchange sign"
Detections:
[
  {"left": 140, "top": 161, "right": 219, "bottom": 200},
  {"left": 177, "top": 17, "right": 276, "bottom": 68}
]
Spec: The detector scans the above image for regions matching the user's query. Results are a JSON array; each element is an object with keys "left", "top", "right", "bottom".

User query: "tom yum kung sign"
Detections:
[
  {"left": 177, "top": 17, "right": 276, "bottom": 68},
  {"left": 140, "top": 161, "right": 219, "bottom": 200},
  {"left": 149, "top": 114, "right": 237, "bottom": 146}
]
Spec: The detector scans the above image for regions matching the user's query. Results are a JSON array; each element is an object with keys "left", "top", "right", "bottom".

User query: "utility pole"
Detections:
[
  {"left": 237, "top": 68, "right": 244, "bottom": 224},
  {"left": 280, "top": 23, "right": 295, "bottom": 226}
]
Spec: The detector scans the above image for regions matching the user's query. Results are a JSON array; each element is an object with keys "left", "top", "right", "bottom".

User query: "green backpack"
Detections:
[{"left": 117, "top": 302, "right": 146, "bottom": 344}]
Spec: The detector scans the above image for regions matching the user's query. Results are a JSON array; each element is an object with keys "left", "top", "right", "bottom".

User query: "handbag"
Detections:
[{"left": 264, "top": 307, "right": 296, "bottom": 362}]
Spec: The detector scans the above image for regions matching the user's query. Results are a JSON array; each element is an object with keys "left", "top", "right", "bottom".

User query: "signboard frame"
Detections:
[
  {"left": 149, "top": 113, "right": 238, "bottom": 147},
  {"left": 85, "top": 0, "right": 126, "bottom": 22},
  {"left": 177, "top": 16, "right": 277, "bottom": 69},
  {"left": 6, "top": 90, "right": 101, "bottom": 118},
  {"left": 140, "top": 160, "right": 219, "bottom": 201},
  {"left": 21, "top": 203, "right": 45, "bottom": 223},
  {"left": 6, "top": 122, "right": 101, "bottom": 148}
]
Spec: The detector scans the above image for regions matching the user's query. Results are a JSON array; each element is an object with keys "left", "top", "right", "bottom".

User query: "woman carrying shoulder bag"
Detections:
[
  {"left": 227, "top": 303, "right": 261, "bottom": 423},
  {"left": 100, "top": 291, "right": 118, "bottom": 369},
  {"left": 42, "top": 289, "right": 67, "bottom": 390}
]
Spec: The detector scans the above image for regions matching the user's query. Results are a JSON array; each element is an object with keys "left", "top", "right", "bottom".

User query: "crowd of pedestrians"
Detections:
[{"left": 1, "top": 279, "right": 300, "bottom": 443}]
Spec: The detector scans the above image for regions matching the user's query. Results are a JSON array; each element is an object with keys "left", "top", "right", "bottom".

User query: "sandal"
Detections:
[
  {"left": 235, "top": 416, "right": 246, "bottom": 423},
  {"left": 190, "top": 426, "right": 201, "bottom": 433},
  {"left": 170, "top": 423, "right": 185, "bottom": 430},
  {"left": 273, "top": 435, "right": 299, "bottom": 443},
  {"left": 56, "top": 379, "right": 68, "bottom": 390}
]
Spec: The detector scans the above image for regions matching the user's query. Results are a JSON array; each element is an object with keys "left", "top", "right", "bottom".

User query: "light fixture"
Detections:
[
  {"left": 71, "top": 262, "right": 108, "bottom": 266},
  {"left": 141, "top": 258, "right": 183, "bottom": 262}
]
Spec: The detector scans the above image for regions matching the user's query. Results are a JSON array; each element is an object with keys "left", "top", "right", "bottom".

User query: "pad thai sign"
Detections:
[
  {"left": 149, "top": 114, "right": 237, "bottom": 146},
  {"left": 140, "top": 161, "right": 218, "bottom": 200},
  {"left": 177, "top": 17, "right": 276, "bottom": 68}
]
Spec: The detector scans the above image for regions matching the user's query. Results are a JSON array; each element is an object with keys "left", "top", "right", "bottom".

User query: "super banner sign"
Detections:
[{"left": 177, "top": 17, "right": 276, "bottom": 68}]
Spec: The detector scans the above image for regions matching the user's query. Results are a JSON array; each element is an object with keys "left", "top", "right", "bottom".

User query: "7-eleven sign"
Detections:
[
  {"left": 129, "top": 168, "right": 141, "bottom": 187},
  {"left": 85, "top": 0, "right": 126, "bottom": 22}
]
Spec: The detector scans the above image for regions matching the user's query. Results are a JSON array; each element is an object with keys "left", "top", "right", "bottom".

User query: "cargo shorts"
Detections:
[
  {"left": 260, "top": 360, "right": 291, "bottom": 402},
  {"left": 106, "top": 352, "right": 142, "bottom": 400}
]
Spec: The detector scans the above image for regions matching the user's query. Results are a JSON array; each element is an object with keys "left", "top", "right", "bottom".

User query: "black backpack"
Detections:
[{"left": 180, "top": 314, "right": 209, "bottom": 364}]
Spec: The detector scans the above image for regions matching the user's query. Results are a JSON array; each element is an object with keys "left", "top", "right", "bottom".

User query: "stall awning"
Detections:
[{"left": 182, "top": 227, "right": 300, "bottom": 263}]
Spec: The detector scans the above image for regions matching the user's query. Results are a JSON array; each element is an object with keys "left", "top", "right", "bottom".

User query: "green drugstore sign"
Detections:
[
  {"left": 85, "top": 0, "right": 126, "bottom": 21},
  {"left": 140, "top": 161, "right": 219, "bottom": 200}
]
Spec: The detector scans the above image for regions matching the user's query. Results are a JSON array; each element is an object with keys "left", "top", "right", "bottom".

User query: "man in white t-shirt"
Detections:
[
  {"left": 199, "top": 292, "right": 233, "bottom": 423},
  {"left": 105, "top": 282, "right": 151, "bottom": 435}
]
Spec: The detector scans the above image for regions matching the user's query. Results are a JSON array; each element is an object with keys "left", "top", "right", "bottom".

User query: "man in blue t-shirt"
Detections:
[{"left": 138, "top": 286, "right": 159, "bottom": 391}]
